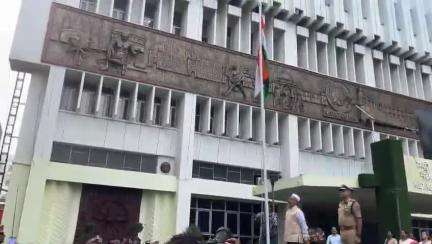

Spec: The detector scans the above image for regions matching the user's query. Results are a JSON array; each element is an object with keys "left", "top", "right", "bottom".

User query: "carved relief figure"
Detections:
[
  {"left": 223, "top": 65, "right": 253, "bottom": 99},
  {"left": 272, "top": 78, "right": 304, "bottom": 114},
  {"left": 101, "top": 31, "right": 145, "bottom": 75},
  {"left": 325, "top": 82, "right": 353, "bottom": 113},
  {"left": 58, "top": 29, "right": 89, "bottom": 66}
]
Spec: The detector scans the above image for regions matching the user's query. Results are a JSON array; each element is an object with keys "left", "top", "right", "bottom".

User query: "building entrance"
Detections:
[{"left": 74, "top": 185, "right": 142, "bottom": 243}]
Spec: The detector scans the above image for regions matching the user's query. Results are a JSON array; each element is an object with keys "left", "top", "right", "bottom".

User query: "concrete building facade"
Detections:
[{"left": 2, "top": 0, "right": 432, "bottom": 243}]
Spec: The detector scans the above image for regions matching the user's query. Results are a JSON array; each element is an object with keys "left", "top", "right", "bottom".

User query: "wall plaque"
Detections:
[{"left": 42, "top": 3, "right": 432, "bottom": 139}]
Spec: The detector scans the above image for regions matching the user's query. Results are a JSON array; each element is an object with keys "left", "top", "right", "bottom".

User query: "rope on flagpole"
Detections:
[{"left": 258, "top": 1, "right": 271, "bottom": 244}]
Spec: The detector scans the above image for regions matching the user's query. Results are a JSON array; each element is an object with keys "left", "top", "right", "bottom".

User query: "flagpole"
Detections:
[{"left": 258, "top": 2, "right": 271, "bottom": 244}]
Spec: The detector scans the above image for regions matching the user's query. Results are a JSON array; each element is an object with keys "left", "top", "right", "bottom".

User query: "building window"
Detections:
[
  {"left": 190, "top": 197, "right": 262, "bottom": 241},
  {"left": 112, "top": 0, "right": 128, "bottom": 21},
  {"left": 170, "top": 100, "right": 177, "bottom": 127},
  {"left": 173, "top": 1, "right": 187, "bottom": 36},
  {"left": 80, "top": 0, "right": 97, "bottom": 12},
  {"left": 297, "top": 35, "right": 308, "bottom": 69},
  {"left": 60, "top": 70, "right": 82, "bottom": 112},
  {"left": 227, "top": 15, "right": 240, "bottom": 51},
  {"left": 192, "top": 161, "right": 278, "bottom": 185},
  {"left": 81, "top": 83, "right": 97, "bottom": 115},
  {"left": 173, "top": 12, "right": 183, "bottom": 36},
  {"left": 100, "top": 87, "right": 114, "bottom": 117},
  {"left": 202, "top": 7, "right": 216, "bottom": 44},
  {"left": 153, "top": 97, "right": 162, "bottom": 125},
  {"left": 118, "top": 90, "right": 130, "bottom": 120},
  {"left": 51, "top": 142, "right": 157, "bottom": 173},
  {"left": 143, "top": 1, "right": 157, "bottom": 28},
  {"left": 195, "top": 103, "right": 201, "bottom": 132}
]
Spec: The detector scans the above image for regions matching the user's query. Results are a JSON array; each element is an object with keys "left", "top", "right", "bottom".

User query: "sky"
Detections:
[{"left": 0, "top": 0, "right": 22, "bottom": 143}]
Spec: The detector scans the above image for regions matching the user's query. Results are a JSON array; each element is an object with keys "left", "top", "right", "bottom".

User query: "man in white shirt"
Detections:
[
  {"left": 326, "top": 227, "right": 341, "bottom": 244},
  {"left": 284, "top": 193, "right": 310, "bottom": 244}
]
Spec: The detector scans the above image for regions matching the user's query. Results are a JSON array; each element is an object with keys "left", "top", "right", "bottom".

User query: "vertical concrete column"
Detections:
[
  {"left": 398, "top": 57, "right": 409, "bottom": 96},
  {"left": 216, "top": 2, "right": 228, "bottom": 48},
  {"left": 363, "top": 47, "right": 376, "bottom": 87},
  {"left": 240, "top": 8, "right": 252, "bottom": 54},
  {"left": 335, "top": 38, "right": 348, "bottom": 79},
  {"left": 13, "top": 72, "right": 49, "bottom": 165},
  {"left": 311, "top": 120, "right": 323, "bottom": 152},
  {"left": 327, "top": 35, "right": 337, "bottom": 77},
  {"left": 227, "top": 5, "right": 242, "bottom": 51},
  {"left": 296, "top": 26, "right": 309, "bottom": 69},
  {"left": 353, "top": 44, "right": 366, "bottom": 84},
  {"left": 32, "top": 66, "right": 66, "bottom": 162},
  {"left": 421, "top": 65, "right": 432, "bottom": 101},
  {"left": 372, "top": 50, "right": 385, "bottom": 89},
  {"left": 97, "top": 0, "right": 114, "bottom": 16},
  {"left": 382, "top": 54, "right": 393, "bottom": 92},
  {"left": 414, "top": 65, "right": 425, "bottom": 100},
  {"left": 332, "top": 125, "right": 344, "bottom": 156},
  {"left": 175, "top": 93, "right": 196, "bottom": 232},
  {"left": 264, "top": 15, "right": 274, "bottom": 60},
  {"left": 156, "top": 0, "right": 174, "bottom": 32},
  {"left": 346, "top": 41, "right": 356, "bottom": 82},
  {"left": 316, "top": 32, "right": 329, "bottom": 75},
  {"left": 17, "top": 66, "right": 66, "bottom": 243},
  {"left": 279, "top": 114, "right": 300, "bottom": 178},
  {"left": 390, "top": 55, "right": 402, "bottom": 94},
  {"left": 405, "top": 61, "right": 418, "bottom": 98},
  {"left": 298, "top": 118, "right": 311, "bottom": 150},
  {"left": 283, "top": 21, "right": 297, "bottom": 66},
  {"left": 307, "top": 30, "right": 318, "bottom": 72},
  {"left": 322, "top": 123, "right": 334, "bottom": 154},
  {"left": 184, "top": 0, "right": 203, "bottom": 41}
]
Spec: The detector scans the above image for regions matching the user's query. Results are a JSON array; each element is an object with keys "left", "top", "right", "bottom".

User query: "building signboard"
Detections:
[{"left": 405, "top": 156, "right": 432, "bottom": 195}]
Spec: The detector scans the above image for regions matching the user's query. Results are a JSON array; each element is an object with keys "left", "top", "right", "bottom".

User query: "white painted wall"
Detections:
[
  {"left": 55, "top": 112, "right": 178, "bottom": 157},
  {"left": 194, "top": 134, "right": 280, "bottom": 171},
  {"left": 299, "top": 151, "right": 373, "bottom": 178}
]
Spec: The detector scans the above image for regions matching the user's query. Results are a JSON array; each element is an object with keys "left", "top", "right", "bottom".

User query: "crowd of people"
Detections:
[
  {"left": 89, "top": 182, "right": 429, "bottom": 244},
  {"left": 384, "top": 230, "right": 432, "bottom": 244}
]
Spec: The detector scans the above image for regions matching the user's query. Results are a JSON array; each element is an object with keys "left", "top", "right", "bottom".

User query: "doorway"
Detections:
[{"left": 74, "top": 185, "right": 142, "bottom": 243}]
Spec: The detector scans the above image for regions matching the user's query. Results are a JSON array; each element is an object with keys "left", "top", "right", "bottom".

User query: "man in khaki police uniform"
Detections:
[
  {"left": 338, "top": 185, "right": 362, "bottom": 244},
  {"left": 284, "top": 193, "right": 310, "bottom": 244}
]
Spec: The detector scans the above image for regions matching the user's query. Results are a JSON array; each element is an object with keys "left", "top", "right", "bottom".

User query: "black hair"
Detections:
[{"left": 166, "top": 233, "right": 203, "bottom": 244}]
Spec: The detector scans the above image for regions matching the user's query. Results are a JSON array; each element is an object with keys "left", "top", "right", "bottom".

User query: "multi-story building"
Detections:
[{"left": 2, "top": 0, "right": 432, "bottom": 243}]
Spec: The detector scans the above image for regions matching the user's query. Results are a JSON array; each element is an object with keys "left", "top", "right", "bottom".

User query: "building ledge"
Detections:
[
  {"left": 46, "top": 161, "right": 177, "bottom": 192},
  {"left": 253, "top": 174, "right": 359, "bottom": 199}
]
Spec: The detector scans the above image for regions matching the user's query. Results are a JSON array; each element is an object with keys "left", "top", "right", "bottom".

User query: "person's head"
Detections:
[
  {"left": 409, "top": 232, "right": 416, "bottom": 240},
  {"left": 386, "top": 231, "right": 393, "bottom": 239},
  {"left": 400, "top": 230, "right": 408, "bottom": 240},
  {"left": 166, "top": 232, "right": 203, "bottom": 244},
  {"left": 288, "top": 193, "right": 300, "bottom": 207},
  {"left": 316, "top": 228, "right": 323, "bottom": 234},
  {"left": 421, "top": 231, "right": 429, "bottom": 240},
  {"left": 339, "top": 185, "right": 353, "bottom": 200},
  {"left": 309, "top": 228, "right": 316, "bottom": 236},
  {"left": 331, "top": 227, "right": 338, "bottom": 235},
  {"left": 213, "top": 227, "right": 232, "bottom": 243}
]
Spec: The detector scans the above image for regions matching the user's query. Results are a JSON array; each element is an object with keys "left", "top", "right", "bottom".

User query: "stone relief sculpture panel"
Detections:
[{"left": 42, "top": 3, "right": 432, "bottom": 139}]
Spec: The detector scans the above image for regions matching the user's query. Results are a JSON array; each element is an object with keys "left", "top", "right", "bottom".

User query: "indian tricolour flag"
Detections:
[{"left": 254, "top": 16, "right": 271, "bottom": 99}]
